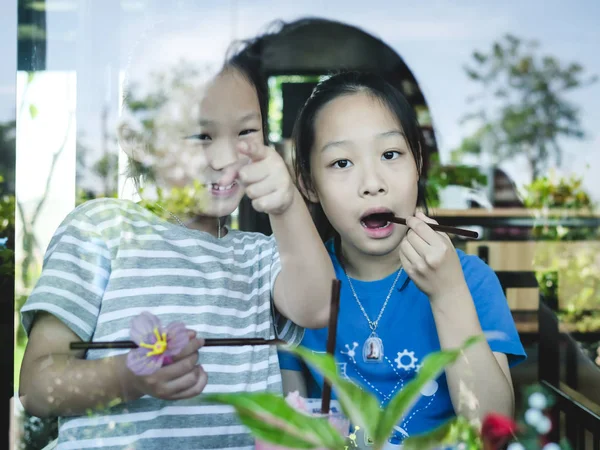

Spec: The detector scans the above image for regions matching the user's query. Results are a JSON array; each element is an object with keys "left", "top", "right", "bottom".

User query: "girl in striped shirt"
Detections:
[{"left": 19, "top": 32, "right": 334, "bottom": 450}]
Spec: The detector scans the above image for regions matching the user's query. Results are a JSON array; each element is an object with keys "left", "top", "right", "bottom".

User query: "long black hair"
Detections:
[
  {"left": 223, "top": 41, "right": 270, "bottom": 145},
  {"left": 292, "top": 71, "right": 430, "bottom": 243}
]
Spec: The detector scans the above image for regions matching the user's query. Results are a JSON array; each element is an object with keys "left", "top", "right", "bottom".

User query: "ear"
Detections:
[
  {"left": 297, "top": 175, "right": 319, "bottom": 204},
  {"left": 117, "top": 121, "right": 146, "bottom": 163}
]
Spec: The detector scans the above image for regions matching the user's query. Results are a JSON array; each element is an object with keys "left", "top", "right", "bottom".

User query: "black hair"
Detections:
[
  {"left": 292, "top": 71, "right": 430, "bottom": 243},
  {"left": 224, "top": 35, "right": 273, "bottom": 146}
]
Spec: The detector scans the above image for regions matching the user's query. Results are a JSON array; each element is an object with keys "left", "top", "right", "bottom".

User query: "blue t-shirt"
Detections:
[{"left": 278, "top": 239, "right": 526, "bottom": 446}]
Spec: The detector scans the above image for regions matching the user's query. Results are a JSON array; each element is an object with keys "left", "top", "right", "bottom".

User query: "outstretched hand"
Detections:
[{"left": 234, "top": 141, "right": 296, "bottom": 215}]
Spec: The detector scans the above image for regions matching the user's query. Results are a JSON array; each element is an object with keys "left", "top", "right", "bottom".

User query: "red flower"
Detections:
[{"left": 481, "top": 413, "right": 518, "bottom": 449}]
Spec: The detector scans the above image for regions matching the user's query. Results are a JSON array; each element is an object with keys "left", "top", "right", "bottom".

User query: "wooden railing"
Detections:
[
  {"left": 542, "top": 381, "right": 600, "bottom": 450},
  {"left": 439, "top": 210, "right": 600, "bottom": 450}
]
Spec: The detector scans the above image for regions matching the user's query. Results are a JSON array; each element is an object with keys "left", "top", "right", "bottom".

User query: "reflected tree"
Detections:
[{"left": 454, "top": 34, "right": 597, "bottom": 181}]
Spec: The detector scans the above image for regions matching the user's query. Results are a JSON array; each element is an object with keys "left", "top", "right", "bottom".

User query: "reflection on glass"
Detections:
[
  {"left": 14, "top": 6, "right": 333, "bottom": 448},
  {"left": 15, "top": 71, "right": 77, "bottom": 291}
]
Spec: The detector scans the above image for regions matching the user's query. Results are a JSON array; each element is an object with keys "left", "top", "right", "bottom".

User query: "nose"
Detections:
[
  {"left": 185, "top": 151, "right": 208, "bottom": 178},
  {"left": 207, "top": 138, "right": 239, "bottom": 172},
  {"left": 359, "top": 163, "right": 388, "bottom": 197}
]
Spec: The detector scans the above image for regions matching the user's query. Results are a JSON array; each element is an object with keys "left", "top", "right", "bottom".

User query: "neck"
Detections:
[
  {"left": 184, "top": 214, "right": 228, "bottom": 238},
  {"left": 157, "top": 205, "right": 227, "bottom": 238},
  {"left": 141, "top": 183, "right": 228, "bottom": 238},
  {"left": 339, "top": 240, "right": 402, "bottom": 281}
]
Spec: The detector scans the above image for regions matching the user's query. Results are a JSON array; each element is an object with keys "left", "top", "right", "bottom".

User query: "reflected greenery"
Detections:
[{"left": 454, "top": 34, "right": 597, "bottom": 181}]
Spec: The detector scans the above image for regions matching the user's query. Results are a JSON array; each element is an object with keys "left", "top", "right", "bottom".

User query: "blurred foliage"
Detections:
[
  {"left": 267, "top": 75, "right": 322, "bottom": 143},
  {"left": 0, "top": 121, "right": 16, "bottom": 191},
  {"left": 454, "top": 33, "right": 597, "bottom": 180},
  {"left": 523, "top": 172, "right": 600, "bottom": 333},
  {"left": 0, "top": 183, "right": 15, "bottom": 278},
  {"left": 120, "top": 59, "right": 214, "bottom": 219},
  {"left": 120, "top": 59, "right": 212, "bottom": 183},
  {"left": 15, "top": 413, "right": 58, "bottom": 450},
  {"left": 523, "top": 173, "right": 594, "bottom": 210},
  {"left": 9, "top": 68, "right": 63, "bottom": 447},
  {"left": 522, "top": 172, "right": 597, "bottom": 240},
  {"left": 137, "top": 181, "right": 207, "bottom": 221},
  {"left": 426, "top": 153, "right": 487, "bottom": 208}
]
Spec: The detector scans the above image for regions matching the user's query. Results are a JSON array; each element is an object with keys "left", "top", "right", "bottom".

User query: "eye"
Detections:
[
  {"left": 331, "top": 159, "right": 353, "bottom": 169},
  {"left": 185, "top": 134, "right": 211, "bottom": 141},
  {"left": 382, "top": 150, "right": 401, "bottom": 160},
  {"left": 239, "top": 129, "right": 259, "bottom": 137}
]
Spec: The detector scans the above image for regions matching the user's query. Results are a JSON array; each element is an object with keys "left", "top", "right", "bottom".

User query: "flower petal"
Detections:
[
  {"left": 164, "top": 322, "right": 190, "bottom": 357},
  {"left": 127, "top": 348, "right": 164, "bottom": 376},
  {"left": 130, "top": 311, "right": 162, "bottom": 345}
]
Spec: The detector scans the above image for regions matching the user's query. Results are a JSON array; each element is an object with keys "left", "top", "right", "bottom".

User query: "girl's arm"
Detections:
[
  {"left": 20, "top": 313, "right": 206, "bottom": 418},
  {"left": 281, "top": 369, "right": 308, "bottom": 397},
  {"left": 399, "top": 213, "right": 518, "bottom": 422},
  {"left": 236, "top": 141, "right": 335, "bottom": 329},
  {"left": 20, "top": 313, "right": 141, "bottom": 418},
  {"left": 430, "top": 286, "right": 515, "bottom": 421},
  {"left": 270, "top": 188, "right": 336, "bottom": 329}
]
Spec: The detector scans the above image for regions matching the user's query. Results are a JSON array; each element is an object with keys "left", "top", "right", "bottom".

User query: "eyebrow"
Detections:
[
  {"left": 320, "top": 130, "right": 407, "bottom": 152},
  {"left": 198, "top": 112, "right": 261, "bottom": 127}
]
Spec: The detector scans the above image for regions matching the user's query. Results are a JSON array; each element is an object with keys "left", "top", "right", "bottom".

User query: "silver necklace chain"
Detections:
[
  {"left": 155, "top": 203, "right": 186, "bottom": 227},
  {"left": 154, "top": 203, "right": 222, "bottom": 239},
  {"left": 344, "top": 268, "right": 402, "bottom": 333}
]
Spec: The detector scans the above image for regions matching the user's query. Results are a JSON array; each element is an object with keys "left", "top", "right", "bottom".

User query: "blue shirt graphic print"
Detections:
[{"left": 278, "top": 239, "right": 526, "bottom": 446}]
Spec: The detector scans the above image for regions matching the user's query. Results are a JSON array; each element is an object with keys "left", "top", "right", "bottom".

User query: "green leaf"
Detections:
[
  {"left": 373, "top": 335, "right": 483, "bottom": 448},
  {"left": 473, "top": 51, "right": 487, "bottom": 64},
  {"left": 283, "top": 346, "right": 382, "bottom": 439},
  {"left": 403, "top": 418, "right": 458, "bottom": 450},
  {"left": 464, "top": 67, "right": 481, "bottom": 80},
  {"left": 203, "top": 392, "right": 346, "bottom": 449},
  {"left": 29, "top": 104, "right": 38, "bottom": 119},
  {"left": 404, "top": 416, "right": 481, "bottom": 450},
  {"left": 27, "top": 72, "right": 35, "bottom": 84}
]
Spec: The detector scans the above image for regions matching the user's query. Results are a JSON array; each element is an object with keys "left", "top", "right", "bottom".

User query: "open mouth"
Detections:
[
  {"left": 360, "top": 210, "right": 393, "bottom": 230},
  {"left": 210, "top": 181, "right": 237, "bottom": 192}
]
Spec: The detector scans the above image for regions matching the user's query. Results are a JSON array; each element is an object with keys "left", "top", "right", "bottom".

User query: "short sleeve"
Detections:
[
  {"left": 268, "top": 236, "right": 305, "bottom": 347},
  {"left": 463, "top": 254, "right": 527, "bottom": 367},
  {"left": 20, "top": 203, "right": 111, "bottom": 341}
]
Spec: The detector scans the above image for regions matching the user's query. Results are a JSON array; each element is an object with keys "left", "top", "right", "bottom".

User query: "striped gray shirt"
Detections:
[{"left": 21, "top": 198, "right": 303, "bottom": 450}]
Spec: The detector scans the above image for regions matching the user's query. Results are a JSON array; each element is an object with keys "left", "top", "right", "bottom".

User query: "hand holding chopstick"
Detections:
[{"left": 370, "top": 212, "right": 478, "bottom": 239}]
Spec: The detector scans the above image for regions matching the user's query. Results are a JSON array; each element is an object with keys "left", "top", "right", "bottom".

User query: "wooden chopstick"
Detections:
[
  {"left": 371, "top": 213, "right": 479, "bottom": 239},
  {"left": 321, "top": 279, "right": 341, "bottom": 415},
  {"left": 70, "top": 338, "right": 286, "bottom": 351}
]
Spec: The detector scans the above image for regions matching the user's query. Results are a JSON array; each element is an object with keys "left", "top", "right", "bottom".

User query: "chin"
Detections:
[
  {"left": 203, "top": 197, "right": 243, "bottom": 218},
  {"left": 360, "top": 240, "right": 400, "bottom": 257},
  {"left": 342, "top": 232, "right": 402, "bottom": 258}
]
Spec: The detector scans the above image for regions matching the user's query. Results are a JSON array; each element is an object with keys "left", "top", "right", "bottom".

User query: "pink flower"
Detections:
[
  {"left": 126, "top": 311, "right": 189, "bottom": 376},
  {"left": 285, "top": 391, "right": 309, "bottom": 414}
]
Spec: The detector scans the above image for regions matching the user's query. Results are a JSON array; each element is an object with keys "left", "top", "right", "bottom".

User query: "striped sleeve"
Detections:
[
  {"left": 268, "top": 236, "right": 304, "bottom": 347},
  {"left": 21, "top": 204, "right": 111, "bottom": 341}
]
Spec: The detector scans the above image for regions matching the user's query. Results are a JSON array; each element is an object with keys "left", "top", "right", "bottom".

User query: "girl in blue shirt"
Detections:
[{"left": 279, "top": 71, "right": 526, "bottom": 448}]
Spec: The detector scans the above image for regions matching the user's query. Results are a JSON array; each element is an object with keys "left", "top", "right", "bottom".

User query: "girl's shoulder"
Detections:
[
  {"left": 62, "top": 198, "right": 156, "bottom": 226},
  {"left": 51, "top": 198, "right": 162, "bottom": 246}
]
